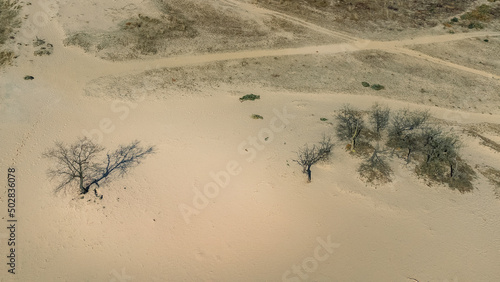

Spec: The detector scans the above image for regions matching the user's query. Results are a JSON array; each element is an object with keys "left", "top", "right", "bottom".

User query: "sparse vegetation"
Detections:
[
  {"left": 239, "top": 94, "right": 260, "bottom": 102},
  {"left": 251, "top": 114, "right": 264, "bottom": 119},
  {"left": 0, "top": 50, "right": 14, "bottom": 66},
  {"left": 43, "top": 137, "right": 155, "bottom": 196},
  {"left": 477, "top": 165, "right": 500, "bottom": 198},
  {"left": 457, "top": 3, "right": 500, "bottom": 29},
  {"left": 33, "top": 37, "right": 53, "bottom": 56},
  {"left": 361, "top": 81, "right": 370, "bottom": 87},
  {"left": 259, "top": 0, "right": 472, "bottom": 31},
  {"left": 0, "top": 0, "right": 20, "bottom": 44},
  {"left": 64, "top": 9, "right": 197, "bottom": 59},
  {"left": 0, "top": 0, "right": 21, "bottom": 67},
  {"left": 320, "top": 117, "right": 328, "bottom": 121}
]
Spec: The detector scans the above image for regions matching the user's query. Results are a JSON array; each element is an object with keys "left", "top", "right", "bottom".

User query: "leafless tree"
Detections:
[
  {"left": 294, "top": 135, "right": 333, "bottom": 182},
  {"left": 43, "top": 137, "right": 155, "bottom": 196},
  {"left": 387, "top": 108, "right": 429, "bottom": 163},
  {"left": 336, "top": 104, "right": 363, "bottom": 152},
  {"left": 418, "top": 126, "right": 461, "bottom": 178},
  {"left": 318, "top": 134, "right": 334, "bottom": 160},
  {"left": 370, "top": 103, "right": 390, "bottom": 139}
]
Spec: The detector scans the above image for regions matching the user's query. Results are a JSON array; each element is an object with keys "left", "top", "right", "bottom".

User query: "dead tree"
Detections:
[
  {"left": 419, "top": 126, "right": 460, "bottom": 178},
  {"left": 387, "top": 108, "right": 429, "bottom": 163},
  {"left": 336, "top": 104, "right": 363, "bottom": 152},
  {"left": 294, "top": 136, "right": 333, "bottom": 182},
  {"left": 43, "top": 137, "right": 155, "bottom": 196},
  {"left": 370, "top": 103, "right": 390, "bottom": 139}
]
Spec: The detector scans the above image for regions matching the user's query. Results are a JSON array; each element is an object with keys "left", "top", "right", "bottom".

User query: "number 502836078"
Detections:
[{"left": 7, "top": 168, "right": 16, "bottom": 217}]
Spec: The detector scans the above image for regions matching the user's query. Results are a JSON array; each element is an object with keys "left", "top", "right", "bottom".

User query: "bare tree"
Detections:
[
  {"left": 43, "top": 137, "right": 155, "bottom": 196},
  {"left": 387, "top": 108, "right": 429, "bottom": 163},
  {"left": 370, "top": 103, "right": 390, "bottom": 139},
  {"left": 336, "top": 104, "right": 363, "bottom": 152},
  {"left": 318, "top": 134, "right": 334, "bottom": 160},
  {"left": 419, "top": 126, "right": 460, "bottom": 178},
  {"left": 294, "top": 136, "right": 334, "bottom": 182}
]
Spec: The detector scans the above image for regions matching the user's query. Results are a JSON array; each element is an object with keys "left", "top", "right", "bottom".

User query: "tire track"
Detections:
[
  {"left": 221, "top": 0, "right": 358, "bottom": 42},
  {"left": 389, "top": 47, "right": 500, "bottom": 80}
]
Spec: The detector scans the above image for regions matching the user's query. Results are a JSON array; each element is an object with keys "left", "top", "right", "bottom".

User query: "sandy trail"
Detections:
[
  {"left": 38, "top": 30, "right": 500, "bottom": 94},
  {"left": 390, "top": 47, "right": 500, "bottom": 80},
  {"left": 13, "top": 0, "right": 500, "bottom": 94}
]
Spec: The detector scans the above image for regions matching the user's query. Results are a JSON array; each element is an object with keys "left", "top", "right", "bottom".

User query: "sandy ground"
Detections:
[{"left": 1, "top": 0, "right": 500, "bottom": 281}]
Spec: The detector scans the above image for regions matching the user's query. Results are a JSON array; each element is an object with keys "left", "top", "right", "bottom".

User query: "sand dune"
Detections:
[{"left": 1, "top": 0, "right": 500, "bottom": 281}]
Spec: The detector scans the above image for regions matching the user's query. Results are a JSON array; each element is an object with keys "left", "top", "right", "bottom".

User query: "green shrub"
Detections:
[
  {"left": 240, "top": 94, "right": 260, "bottom": 102},
  {"left": 251, "top": 114, "right": 263, "bottom": 119},
  {"left": 371, "top": 84, "right": 385, "bottom": 90}
]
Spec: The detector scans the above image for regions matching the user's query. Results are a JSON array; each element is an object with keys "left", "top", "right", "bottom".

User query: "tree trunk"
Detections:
[
  {"left": 450, "top": 159, "right": 456, "bottom": 178},
  {"left": 307, "top": 166, "right": 312, "bottom": 183},
  {"left": 79, "top": 176, "right": 88, "bottom": 194},
  {"left": 406, "top": 148, "right": 411, "bottom": 163}
]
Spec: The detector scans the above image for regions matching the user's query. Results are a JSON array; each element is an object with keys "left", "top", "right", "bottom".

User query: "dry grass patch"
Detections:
[
  {"left": 0, "top": 0, "right": 21, "bottom": 67},
  {"left": 466, "top": 129, "right": 500, "bottom": 153},
  {"left": 257, "top": 0, "right": 472, "bottom": 31},
  {"left": 476, "top": 165, "right": 500, "bottom": 198}
]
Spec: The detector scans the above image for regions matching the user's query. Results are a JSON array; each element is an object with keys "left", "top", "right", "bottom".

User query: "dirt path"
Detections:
[{"left": 40, "top": 30, "right": 500, "bottom": 93}]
